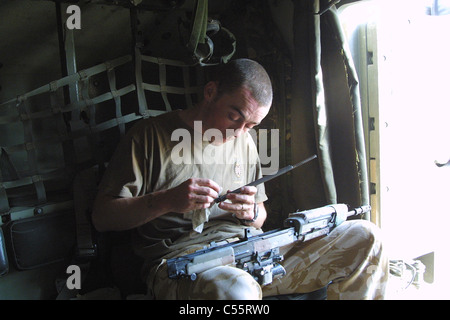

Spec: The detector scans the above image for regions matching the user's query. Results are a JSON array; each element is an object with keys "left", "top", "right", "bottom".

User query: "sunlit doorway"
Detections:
[{"left": 340, "top": 0, "right": 450, "bottom": 299}]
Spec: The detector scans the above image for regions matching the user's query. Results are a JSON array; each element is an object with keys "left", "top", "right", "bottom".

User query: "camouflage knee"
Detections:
[{"left": 188, "top": 266, "right": 262, "bottom": 300}]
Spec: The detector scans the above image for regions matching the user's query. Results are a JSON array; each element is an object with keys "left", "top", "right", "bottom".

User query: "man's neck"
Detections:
[{"left": 178, "top": 104, "right": 207, "bottom": 130}]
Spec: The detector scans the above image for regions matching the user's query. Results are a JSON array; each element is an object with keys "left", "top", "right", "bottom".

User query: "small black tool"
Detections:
[{"left": 214, "top": 154, "right": 317, "bottom": 203}]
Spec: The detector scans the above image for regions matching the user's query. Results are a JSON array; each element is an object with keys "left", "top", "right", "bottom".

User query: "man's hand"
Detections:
[
  {"left": 166, "top": 178, "right": 220, "bottom": 213},
  {"left": 218, "top": 186, "right": 258, "bottom": 221}
]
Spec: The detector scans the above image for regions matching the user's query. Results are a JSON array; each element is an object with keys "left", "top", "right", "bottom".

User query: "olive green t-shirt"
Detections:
[{"left": 98, "top": 110, "right": 267, "bottom": 262}]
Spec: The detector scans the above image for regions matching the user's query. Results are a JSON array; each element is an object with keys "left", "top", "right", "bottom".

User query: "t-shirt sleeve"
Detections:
[
  {"left": 247, "top": 133, "right": 268, "bottom": 204},
  {"left": 97, "top": 121, "right": 154, "bottom": 198},
  {"left": 255, "top": 161, "right": 268, "bottom": 204}
]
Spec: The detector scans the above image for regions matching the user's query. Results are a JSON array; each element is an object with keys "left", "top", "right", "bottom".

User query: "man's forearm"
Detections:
[
  {"left": 92, "top": 187, "right": 266, "bottom": 232},
  {"left": 91, "top": 190, "right": 171, "bottom": 232}
]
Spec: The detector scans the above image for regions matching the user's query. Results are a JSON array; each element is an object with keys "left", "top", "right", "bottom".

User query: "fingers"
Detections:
[
  {"left": 189, "top": 179, "right": 220, "bottom": 204},
  {"left": 169, "top": 178, "right": 221, "bottom": 213},
  {"left": 218, "top": 186, "right": 257, "bottom": 221},
  {"left": 223, "top": 202, "right": 255, "bottom": 221},
  {"left": 193, "top": 178, "right": 221, "bottom": 195},
  {"left": 171, "top": 179, "right": 258, "bottom": 220},
  {"left": 223, "top": 186, "right": 256, "bottom": 204},
  {"left": 235, "top": 186, "right": 257, "bottom": 195}
]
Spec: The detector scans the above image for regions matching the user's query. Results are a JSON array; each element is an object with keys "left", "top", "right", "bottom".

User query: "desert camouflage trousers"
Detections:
[{"left": 146, "top": 220, "right": 388, "bottom": 300}]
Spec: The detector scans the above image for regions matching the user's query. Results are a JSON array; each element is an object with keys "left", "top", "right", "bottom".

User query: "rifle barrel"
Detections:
[{"left": 214, "top": 154, "right": 317, "bottom": 203}]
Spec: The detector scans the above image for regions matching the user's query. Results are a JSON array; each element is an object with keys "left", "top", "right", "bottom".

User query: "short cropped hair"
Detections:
[{"left": 210, "top": 59, "right": 273, "bottom": 107}]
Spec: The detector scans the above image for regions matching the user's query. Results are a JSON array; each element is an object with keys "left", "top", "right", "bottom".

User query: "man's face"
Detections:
[{"left": 202, "top": 82, "right": 270, "bottom": 144}]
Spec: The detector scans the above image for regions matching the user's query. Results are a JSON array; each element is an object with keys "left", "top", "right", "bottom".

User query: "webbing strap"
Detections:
[
  {"left": 15, "top": 100, "right": 47, "bottom": 205},
  {"left": 0, "top": 56, "right": 132, "bottom": 107},
  {"left": 106, "top": 63, "right": 125, "bottom": 136},
  {"left": 0, "top": 168, "right": 67, "bottom": 190},
  {"left": 187, "top": 0, "right": 209, "bottom": 54},
  {"left": 158, "top": 64, "right": 171, "bottom": 112},
  {"left": 78, "top": 75, "right": 98, "bottom": 164},
  {"left": 0, "top": 201, "right": 74, "bottom": 227},
  {"left": 135, "top": 47, "right": 148, "bottom": 115},
  {"left": 73, "top": 167, "right": 98, "bottom": 259},
  {"left": 141, "top": 83, "right": 200, "bottom": 95},
  {"left": 50, "top": 87, "right": 75, "bottom": 174},
  {"left": 140, "top": 55, "right": 197, "bottom": 67}
]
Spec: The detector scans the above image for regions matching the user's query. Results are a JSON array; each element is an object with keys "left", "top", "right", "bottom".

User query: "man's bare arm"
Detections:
[
  {"left": 92, "top": 190, "right": 168, "bottom": 232},
  {"left": 92, "top": 178, "right": 220, "bottom": 232}
]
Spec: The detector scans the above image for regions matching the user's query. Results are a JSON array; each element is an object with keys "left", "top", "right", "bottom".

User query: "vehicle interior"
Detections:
[{"left": 0, "top": 0, "right": 449, "bottom": 300}]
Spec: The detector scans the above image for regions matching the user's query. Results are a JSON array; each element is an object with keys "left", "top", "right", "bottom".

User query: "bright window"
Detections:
[{"left": 340, "top": 0, "right": 450, "bottom": 297}]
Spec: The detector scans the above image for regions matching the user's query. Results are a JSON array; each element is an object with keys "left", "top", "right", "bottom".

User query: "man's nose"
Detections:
[{"left": 233, "top": 124, "right": 249, "bottom": 138}]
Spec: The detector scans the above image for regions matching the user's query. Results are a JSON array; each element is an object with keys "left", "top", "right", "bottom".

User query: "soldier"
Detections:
[{"left": 92, "top": 58, "right": 388, "bottom": 300}]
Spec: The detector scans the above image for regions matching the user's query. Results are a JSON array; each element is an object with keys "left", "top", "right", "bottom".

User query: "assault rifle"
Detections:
[{"left": 167, "top": 204, "right": 371, "bottom": 285}]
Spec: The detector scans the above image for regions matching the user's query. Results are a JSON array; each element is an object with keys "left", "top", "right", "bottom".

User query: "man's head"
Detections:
[
  {"left": 212, "top": 58, "right": 273, "bottom": 108},
  {"left": 199, "top": 59, "right": 273, "bottom": 144}
]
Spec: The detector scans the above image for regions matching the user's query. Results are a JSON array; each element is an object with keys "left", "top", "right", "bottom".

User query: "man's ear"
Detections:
[{"left": 204, "top": 81, "right": 218, "bottom": 102}]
